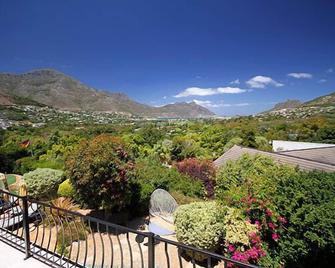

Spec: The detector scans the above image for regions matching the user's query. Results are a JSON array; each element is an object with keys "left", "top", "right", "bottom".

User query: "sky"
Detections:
[{"left": 0, "top": 0, "right": 334, "bottom": 116}]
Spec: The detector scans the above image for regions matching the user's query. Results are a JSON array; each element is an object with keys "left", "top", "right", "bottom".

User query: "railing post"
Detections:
[
  {"left": 148, "top": 232, "right": 155, "bottom": 268},
  {"left": 22, "top": 196, "right": 31, "bottom": 259}
]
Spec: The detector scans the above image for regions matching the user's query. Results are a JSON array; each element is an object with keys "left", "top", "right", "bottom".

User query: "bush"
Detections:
[
  {"left": 65, "top": 135, "right": 135, "bottom": 211},
  {"left": 175, "top": 158, "right": 215, "bottom": 198},
  {"left": 216, "top": 153, "right": 299, "bottom": 204},
  {"left": 216, "top": 154, "right": 335, "bottom": 267},
  {"left": 57, "top": 179, "right": 75, "bottom": 198},
  {"left": 132, "top": 157, "right": 204, "bottom": 214},
  {"left": 274, "top": 171, "right": 335, "bottom": 267},
  {"left": 23, "top": 168, "right": 64, "bottom": 199},
  {"left": 174, "top": 202, "right": 225, "bottom": 255}
]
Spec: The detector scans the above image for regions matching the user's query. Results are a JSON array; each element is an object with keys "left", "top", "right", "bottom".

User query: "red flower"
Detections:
[{"left": 266, "top": 209, "right": 273, "bottom": 217}]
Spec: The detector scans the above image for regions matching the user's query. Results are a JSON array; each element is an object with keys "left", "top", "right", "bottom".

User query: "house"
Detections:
[
  {"left": 214, "top": 145, "right": 335, "bottom": 172},
  {"left": 272, "top": 140, "right": 335, "bottom": 152}
]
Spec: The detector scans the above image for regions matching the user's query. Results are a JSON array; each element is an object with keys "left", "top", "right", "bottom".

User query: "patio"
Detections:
[{"left": 0, "top": 240, "right": 49, "bottom": 268}]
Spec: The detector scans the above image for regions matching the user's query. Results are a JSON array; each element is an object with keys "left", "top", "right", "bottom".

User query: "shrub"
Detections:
[
  {"left": 23, "top": 168, "right": 64, "bottom": 199},
  {"left": 50, "top": 197, "right": 79, "bottom": 224},
  {"left": 216, "top": 154, "right": 299, "bottom": 204},
  {"left": 223, "top": 207, "right": 258, "bottom": 247},
  {"left": 216, "top": 154, "right": 335, "bottom": 267},
  {"left": 57, "top": 179, "right": 75, "bottom": 198},
  {"left": 170, "top": 191, "right": 202, "bottom": 205},
  {"left": 174, "top": 202, "right": 225, "bottom": 255},
  {"left": 274, "top": 171, "right": 335, "bottom": 267},
  {"left": 132, "top": 157, "right": 204, "bottom": 214},
  {"left": 65, "top": 135, "right": 135, "bottom": 211},
  {"left": 222, "top": 207, "right": 267, "bottom": 266},
  {"left": 175, "top": 158, "right": 215, "bottom": 198}
]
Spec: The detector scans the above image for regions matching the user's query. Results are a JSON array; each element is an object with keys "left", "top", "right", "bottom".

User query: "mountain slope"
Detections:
[
  {"left": 0, "top": 69, "right": 214, "bottom": 118},
  {"left": 264, "top": 92, "right": 335, "bottom": 113},
  {"left": 302, "top": 92, "right": 335, "bottom": 107},
  {"left": 260, "top": 91, "right": 335, "bottom": 118},
  {"left": 268, "top": 99, "right": 302, "bottom": 112}
]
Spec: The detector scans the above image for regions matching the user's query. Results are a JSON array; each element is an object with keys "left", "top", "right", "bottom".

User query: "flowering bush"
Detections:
[{"left": 222, "top": 207, "right": 267, "bottom": 267}]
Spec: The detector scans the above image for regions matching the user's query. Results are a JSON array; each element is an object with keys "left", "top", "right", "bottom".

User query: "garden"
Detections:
[{"left": 0, "top": 116, "right": 334, "bottom": 267}]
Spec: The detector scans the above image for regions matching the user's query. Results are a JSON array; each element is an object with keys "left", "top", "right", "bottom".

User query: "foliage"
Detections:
[
  {"left": 175, "top": 158, "right": 215, "bottom": 198},
  {"left": 174, "top": 202, "right": 225, "bottom": 256},
  {"left": 223, "top": 137, "right": 243, "bottom": 152},
  {"left": 132, "top": 157, "right": 204, "bottom": 214},
  {"left": 274, "top": 171, "right": 335, "bottom": 267},
  {"left": 170, "top": 191, "right": 202, "bottom": 205},
  {"left": 216, "top": 154, "right": 335, "bottom": 267},
  {"left": 222, "top": 207, "right": 267, "bottom": 266},
  {"left": 23, "top": 168, "right": 64, "bottom": 199},
  {"left": 65, "top": 135, "right": 135, "bottom": 211},
  {"left": 223, "top": 207, "right": 258, "bottom": 246},
  {"left": 216, "top": 154, "right": 299, "bottom": 204},
  {"left": 52, "top": 197, "right": 78, "bottom": 211},
  {"left": 170, "top": 136, "right": 203, "bottom": 161},
  {"left": 57, "top": 179, "right": 75, "bottom": 198}
]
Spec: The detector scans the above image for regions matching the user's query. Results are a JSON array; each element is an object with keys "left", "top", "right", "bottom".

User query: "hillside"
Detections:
[
  {"left": 302, "top": 92, "right": 335, "bottom": 107},
  {"left": 0, "top": 69, "right": 214, "bottom": 118},
  {"left": 268, "top": 99, "right": 302, "bottom": 112},
  {"left": 259, "top": 91, "right": 335, "bottom": 118}
]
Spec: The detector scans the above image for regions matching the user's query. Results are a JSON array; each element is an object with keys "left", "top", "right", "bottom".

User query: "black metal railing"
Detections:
[{"left": 0, "top": 189, "right": 259, "bottom": 268}]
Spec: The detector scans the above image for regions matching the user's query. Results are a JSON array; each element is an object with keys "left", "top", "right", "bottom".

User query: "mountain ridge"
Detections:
[
  {"left": 0, "top": 69, "right": 214, "bottom": 118},
  {"left": 264, "top": 92, "right": 335, "bottom": 113}
]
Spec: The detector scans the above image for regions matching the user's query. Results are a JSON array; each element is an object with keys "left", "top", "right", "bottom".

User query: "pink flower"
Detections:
[
  {"left": 232, "top": 251, "right": 248, "bottom": 262},
  {"left": 272, "top": 233, "right": 280, "bottom": 241},
  {"left": 228, "top": 244, "right": 236, "bottom": 253},
  {"left": 268, "top": 222, "right": 276, "bottom": 230},
  {"left": 266, "top": 209, "right": 273, "bottom": 217},
  {"left": 278, "top": 216, "right": 287, "bottom": 224},
  {"left": 254, "top": 220, "right": 261, "bottom": 229},
  {"left": 245, "top": 247, "right": 259, "bottom": 260},
  {"left": 249, "top": 232, "right": 261, "bottom": 245}
]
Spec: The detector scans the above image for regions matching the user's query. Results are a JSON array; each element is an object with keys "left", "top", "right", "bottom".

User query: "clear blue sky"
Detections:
[{"left": 0, "top": 0, "right": 334, "bottom": 115}]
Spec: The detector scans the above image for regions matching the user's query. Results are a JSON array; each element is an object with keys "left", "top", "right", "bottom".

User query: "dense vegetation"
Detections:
[
  {"left": 174, "top": 155, "right": 335, "bottom": 267},
  {"left": 0, "top": 113, "right": 334, "bottom": 267}
]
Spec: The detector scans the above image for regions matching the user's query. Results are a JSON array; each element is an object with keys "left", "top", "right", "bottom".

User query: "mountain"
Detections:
[
  {"left": 268, "top": 99, "right": 302, "bottom": 112},
  {"left": 302, "top": 92, "right": 335, "bottom": 107},
  {"left": 260, "top": 92, "right": 335, "bottom": 118},
  {"left": 265, "top": 92, "right": 335, "bottom": 112},
  {"left": 0, "top": 69, "right": 214, "bottom": 118}
]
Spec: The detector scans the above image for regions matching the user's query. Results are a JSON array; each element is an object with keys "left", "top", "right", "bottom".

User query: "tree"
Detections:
[
  {"left": 175, "top": 158, "right": 215, "bottom": 198},
  {"left": 65, "top": 135, "right": 135, "bottom": 211}
]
